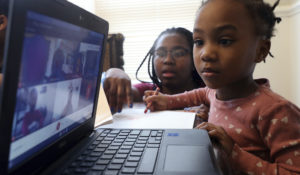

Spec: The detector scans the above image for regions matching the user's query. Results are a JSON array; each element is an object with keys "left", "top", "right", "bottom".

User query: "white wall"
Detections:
[
  {"left": 67, "top": 0, "right": 95, "bottom": 14},
  {"left": 254, "top": 2, "right": 300, "bottom": 106}
]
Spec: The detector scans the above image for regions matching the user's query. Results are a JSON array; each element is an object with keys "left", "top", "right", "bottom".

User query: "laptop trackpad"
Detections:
[{"left": 164, "top": 145, "right": 214, "bottom": 173}]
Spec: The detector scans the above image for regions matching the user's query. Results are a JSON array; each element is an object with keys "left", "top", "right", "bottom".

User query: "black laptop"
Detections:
[{"left": 0, "top": 0, "right": 220, "bottom": 175}]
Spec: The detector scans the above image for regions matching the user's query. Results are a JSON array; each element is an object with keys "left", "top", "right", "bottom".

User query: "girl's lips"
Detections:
[
  {"left": 162, "top": 72, "right": 176, "bottom": 78},
  {"left": 201, "top": 68, "right": 220, "bottom": 78}
]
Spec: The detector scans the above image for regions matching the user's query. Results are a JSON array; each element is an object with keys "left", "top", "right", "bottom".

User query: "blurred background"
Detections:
[{"left": 68, "top": 0, "right": 300, "bottom": 107}]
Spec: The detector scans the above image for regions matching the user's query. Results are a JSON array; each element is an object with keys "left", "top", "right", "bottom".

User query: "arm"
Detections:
[
  {"left": 103, "top": 68, "right": 139, "bottom": 113},
  {"left": 229, "top": 102, "right": 300, "bottom": 174},
  {"left": 144, "top": 88, "right": 208, "bottom": 111}
]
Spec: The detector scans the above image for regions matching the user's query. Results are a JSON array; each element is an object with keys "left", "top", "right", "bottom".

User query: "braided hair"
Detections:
[
  {"left": 201, "top": 0, "right": 281, "bottom": 57},
  {"left": 135, "top": 27, "right": 205, "bottom": 89}
]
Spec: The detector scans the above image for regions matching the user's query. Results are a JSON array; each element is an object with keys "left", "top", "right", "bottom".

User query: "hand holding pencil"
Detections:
[
  {"left": 143, "top": 87, "right": 169, "bottom": 113},
  {"left": 144, "top": 87, "right": 160, "bottom": 113}
]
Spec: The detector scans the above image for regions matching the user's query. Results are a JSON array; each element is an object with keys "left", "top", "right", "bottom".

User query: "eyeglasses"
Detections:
[{"left": 154, "top": 47, "right": 190, "bottom": 59}]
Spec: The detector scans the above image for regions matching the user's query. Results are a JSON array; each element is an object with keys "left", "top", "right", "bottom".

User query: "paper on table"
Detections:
[
  {"left": 99, "top": 105, "right": 196, "bottom": 129},
  {"left": 94, "top": 84, "right": 113, "bottom": 127}
]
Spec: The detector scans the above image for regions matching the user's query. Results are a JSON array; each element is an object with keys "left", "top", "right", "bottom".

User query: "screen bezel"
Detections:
[{"left": 0, "top": 0, "right": 108, "bottom": 174}]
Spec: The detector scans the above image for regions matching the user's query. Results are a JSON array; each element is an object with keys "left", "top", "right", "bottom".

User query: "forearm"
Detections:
[{"left": 166, "top": 89, "right": 205, "bottom": 109}]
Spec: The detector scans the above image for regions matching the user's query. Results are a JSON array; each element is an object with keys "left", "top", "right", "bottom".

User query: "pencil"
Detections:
[{"left": 144, "top": 87, "right": 160, "bottom": 113}]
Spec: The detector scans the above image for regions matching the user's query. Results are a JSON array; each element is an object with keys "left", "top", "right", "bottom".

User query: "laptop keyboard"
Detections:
[{"left": 62, "top": 128, "right": 164, "bottom": 175}]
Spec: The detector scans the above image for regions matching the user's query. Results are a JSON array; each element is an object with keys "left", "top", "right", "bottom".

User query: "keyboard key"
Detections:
[
  {"left": 88, "top": 145, "right": 97, "bottom": 150},
  {"left": 125, "top": 138, "right": 136, "bottom": 142},
  {"left": 130, "top": 130, "right": 140, "bottom": 135},
  {"left": 90, "top": 152, "right": 102, "bottom": 157},
  {"left": 132, "top": 148, "right": 144, "bottom": 152},
  {"left": 130, "top": 152, "right": 142, "bottom": 157},
  {"left": 124, "top": 161, "right": 138, "bottom": 167},
  {"left": 120, "top": 129, "right": 130, "bottom": 133},
  {"left": 101, "top": 140, "right": 112, "bottom": 144},
  {"left": 104, "top": 137, "right": 114, "bottom": 141},
  {"left": 115, "top": 154, "right": 128, "bottom": 159},
  {"left": 104, "top": 150, "right": 117, "bottom": 155},
  {"left": 92, "top": 140, "right": 101, "bottom": 145},
  {"left": 137, "top": 137, "right": 148, "bottom": 140},
  {"left": 85, "top": 156, "right": 98, "bottom": 162},
  {"left": 147, "top": 144, "right": 160, "bottom": 148},
  {"left": 98, "top": 144, "right": 109, "bottom": 148},
  {"left": 107, "top": 146, "right": 119, "bottom": 150},
  {"left": 92, "top": 164, "right": 106, "bottom": 171},
  {"left": 74, "top": 167, "right": 89, "bottom": 173},
  {"left": 123, "top": 142, "right": 134, "bottom": 146},
  {"left": 120, "top": 145, "right": 132, "bottom": 150},
  {"left": 80, "top": 161, "right": 94, "bottom": 167},
  {"left": 151, "top": 131, "right": 157, "bottom": 137},
  {"left": 137, "top": 148, "right": 158, "bottom": 174},
  {"left": 100, "top": 154, "right": 114, "bottom": 160},
  {"left": 93, "top": 148, "right": 105, "bottom": 152},
  {"left": 114, "top": 139, "right": 125, "bottom": 143},
  {"left": 111, "top": 142, "right": 122, "bottom": 146},
  {"left": 134, "top": 144, "right": 145, "bottom": 148},
  {"left": 118, "top": 149, "right": 130, "bottom": 154},
  {"left": 96, "top": 159, "right": 110, "bottom": 165},
  {"left": 121, "top": 167, "right": 136, "bottom": 174},
  {"left": 119, "top": 133, "right": 129, "bottom": 136},
  {"left": 110, "top": 130, "right": 121, "bottom": 134},
  {"left": 107, "top": 164, "right": 122, "bottom": 170},
  {"left": 127, "top": 156, "right": 140, "bottom": 162},
  {"left": 136, "top": 140, "right": 147, "bottom": 144},
  {"left": 96, "top": 137, "right": 104, "bottom": 141},
  {"left": 103, "top": 170, "right": 119, "bottom": 175},
  {"left": 87, "top": 171, "right": 102, "bottom": 175},
  {"left": 128, "top": 135, "right": 138, "bottom": 139},
  {"left": 140, "top": 130, "right": 151, "bottom": 137},
  {"left": 116, "top": 136, "right": 127, "bottom": 139},
  {"left": 111, "top": 158, "right": 125, "bottom": 164}
]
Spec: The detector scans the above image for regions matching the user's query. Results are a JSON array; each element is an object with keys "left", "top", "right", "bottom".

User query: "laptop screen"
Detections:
[{"left": 8, "top": 11, "right": 104, "bottom": 169}]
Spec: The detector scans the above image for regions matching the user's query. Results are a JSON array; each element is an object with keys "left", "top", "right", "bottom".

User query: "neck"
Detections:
[
  {"left": 216, "top": 76, "right": 258, "bottom": 101},
  {"left": 162, "top": 79, "right": 198, "bottom": 95}
]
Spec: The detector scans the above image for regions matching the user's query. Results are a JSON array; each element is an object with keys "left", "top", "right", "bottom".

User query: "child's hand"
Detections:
[
  {"left": 196, "top": 122, "right": 234, "bottom": 155},
  {"left": 104, "top": 68, "right": 133, "bottom": 113},
  {"left": 143, "top": 90, "right": 168, "bottom": 111},
  {"left": 184, "top": 104, "right": 209, "bottom": 121}
]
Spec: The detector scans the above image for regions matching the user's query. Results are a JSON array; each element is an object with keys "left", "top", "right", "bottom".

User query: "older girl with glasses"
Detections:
[{"left": 104, "top": 27, "right": 205, "bottom": 113}]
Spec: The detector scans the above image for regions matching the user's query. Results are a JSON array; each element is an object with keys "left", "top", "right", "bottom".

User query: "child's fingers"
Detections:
[
  {"left": 144, "top": 90, "right": 156, "bottom": 98},
  {"left": 195, "top": 122, "right": 208, "bottom": 129},
  {"left": 125, "top": 82, "right": 133, "bottom": 108}
]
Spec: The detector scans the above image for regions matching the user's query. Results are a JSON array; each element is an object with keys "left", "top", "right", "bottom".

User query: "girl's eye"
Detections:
[
  {"left": 194, "top": 39, "right": 204, "bottom": 47},
  {"left": 219, "top": 39, "right": 234, "bottom": 46}
]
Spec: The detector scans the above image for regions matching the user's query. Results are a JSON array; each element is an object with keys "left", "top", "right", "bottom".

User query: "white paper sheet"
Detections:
[{"left": 99, "top": 106, "right": 196, "bottom": 129}]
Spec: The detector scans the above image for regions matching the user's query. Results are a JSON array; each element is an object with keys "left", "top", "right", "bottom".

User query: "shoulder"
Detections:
[{"left": 255, "top": 80, "right": 300, "bottom": 120}]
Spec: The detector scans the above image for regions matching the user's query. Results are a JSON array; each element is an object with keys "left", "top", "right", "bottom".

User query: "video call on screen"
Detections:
[{"left": 9, "top": 11, "right": 104, "bottom": 168}]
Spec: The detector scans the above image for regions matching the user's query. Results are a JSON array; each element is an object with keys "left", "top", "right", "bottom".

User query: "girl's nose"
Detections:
[
  {"left": 163, "top": 52, "right": 175, "bottom": 64},
  {"left": 199, "top": 43, "right": 217, "bottom": 62}
]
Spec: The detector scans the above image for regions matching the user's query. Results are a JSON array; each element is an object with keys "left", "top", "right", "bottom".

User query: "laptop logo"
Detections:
[{"left": 167, "top": 133, "right": 179, "bottom": 136}]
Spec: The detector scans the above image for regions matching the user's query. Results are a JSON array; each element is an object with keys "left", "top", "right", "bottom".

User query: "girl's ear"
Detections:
[
  {"left": 255, "top": 39, "right": 271, "bottom": 63},
  {"left": 0, "top": 15, "right": 8, "bottom": 31}
]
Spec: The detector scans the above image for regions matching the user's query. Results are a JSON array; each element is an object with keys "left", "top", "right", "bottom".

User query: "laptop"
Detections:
[{"left": 0, "top": 0, "right": 220, "bottom": 175}]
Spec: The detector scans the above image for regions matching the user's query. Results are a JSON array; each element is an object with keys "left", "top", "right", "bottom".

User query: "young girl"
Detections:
[
  {"left": 144, "top": 0, "right": 300, "bottom": 174},
  {"left": 104, "top": 27, "right": 205, "bottom": 113}
]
